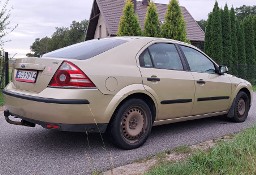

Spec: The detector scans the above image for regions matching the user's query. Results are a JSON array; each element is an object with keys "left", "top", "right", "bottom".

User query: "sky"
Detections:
[{"left": 2, "top": 0, "right": 256, "bottom": 59}]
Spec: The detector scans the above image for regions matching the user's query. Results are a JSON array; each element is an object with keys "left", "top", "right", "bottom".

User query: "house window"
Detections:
[{"left": 99, "top": 25, "right": 102, "bottom": 38}]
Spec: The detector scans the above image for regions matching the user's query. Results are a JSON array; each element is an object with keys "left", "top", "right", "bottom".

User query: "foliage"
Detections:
[
  {"left": 244, "top": 15, "right": 256, "bottom": 65},
  {"left": 29, "top": 37, "right": 51, "bottom": 57},
  {"left": 230, "top": 7, "right": 238, "bottom": 75},
  {"left": 204, "top": 13, "right": 213, "bottom": 57},
  {"left": 209, "top": 2, "right": 222, "bottom": 64},
  {"left": 27, "top": 20, "right": 88, "bottom": 57},
  {"left": 237, "top": 22, "right": 246, "bottom": 78},
  {"left": 143, "top": 2, "right": 161, "bottom": 37},
  {"left": 235, "top": 5, "right": 256, "bottom": 21},
  {"left": 161, "top": 0, "right": 188, "bottom": 42},
  {"left": 253, "top": 16, "right": 256, "bottom": 53},
  {"left": 221, "top": 5, "right": 232, "bottom": 67},
  {"left": 197, "top": 19, "right": 207, "bottom": 32},
  {"left": 0, "top": 0, "right": 17, "bottom": 46},
  {"left": 147, "top": 126, "right": 256, "bottom": 175},
  {"left": 117, "top": 0, "right": 142, "bottom": 36}
]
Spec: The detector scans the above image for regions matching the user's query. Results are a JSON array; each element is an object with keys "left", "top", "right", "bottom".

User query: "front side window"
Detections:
[
  {"left": 180, "top": 45, "right": 216, "bottom": 73},
  {"left": 139, "top": 43, "right": 183, "bottom": 70}
]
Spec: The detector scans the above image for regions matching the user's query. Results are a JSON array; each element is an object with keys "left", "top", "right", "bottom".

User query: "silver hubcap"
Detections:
[
  {"left": 238, "top": 98, "right": 246, "bottom": 116},
  {"left": 121, "top": 107, "right": 147, "bottom": 143}
]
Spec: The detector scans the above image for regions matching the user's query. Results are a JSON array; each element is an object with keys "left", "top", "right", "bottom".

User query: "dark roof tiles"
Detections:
[{"left": 91, "top": 0, "right": 205, "bottom": 41}]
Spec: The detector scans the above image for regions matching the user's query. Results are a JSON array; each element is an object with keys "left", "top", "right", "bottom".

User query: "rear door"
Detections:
[
  {"left": 179, "top": 45, "right": 232, "bottom": 115},
  {"left": 139, "top": 42, "right": 195, "bottom": 120}
]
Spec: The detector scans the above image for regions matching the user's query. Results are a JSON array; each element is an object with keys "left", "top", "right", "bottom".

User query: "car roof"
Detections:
[{"left": 107, "top": 36, "right": 196, "bottom": 48}]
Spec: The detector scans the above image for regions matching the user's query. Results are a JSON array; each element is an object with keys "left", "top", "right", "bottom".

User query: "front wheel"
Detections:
[
  {"left": 230, "top": 91, "right": 250, "bottom": 123},
  {"left": 109, "top": 99, "right": 153, "bottom": 150}
]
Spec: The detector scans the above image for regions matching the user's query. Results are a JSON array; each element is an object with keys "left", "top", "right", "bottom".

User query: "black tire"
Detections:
[
  {"left": 109, "top": 99, "right": 152, "bottom": 150},
  {"left": 231, "top": 91, "right": 250, "bottom": 123}
]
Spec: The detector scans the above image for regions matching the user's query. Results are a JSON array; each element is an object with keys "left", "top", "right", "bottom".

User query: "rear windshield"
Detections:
[{"left": 42, "top": 38, "right": 128, "bottom": 60}]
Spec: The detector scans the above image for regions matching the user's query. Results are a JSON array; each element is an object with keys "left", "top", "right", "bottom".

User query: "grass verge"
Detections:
[
  {"left": 253, "top": 85, "right": 256, "bottom": 92},
  {"left": 146, "top": 126, "right": 256, "bottom": 175},
  {"left": 0, "top": 91, "right": 3, "bottom": 106}
]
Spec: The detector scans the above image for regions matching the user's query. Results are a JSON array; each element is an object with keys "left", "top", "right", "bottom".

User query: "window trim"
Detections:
[
  {"left": 138, "top": 42, "right": 187, "bottom": 71},
  {"left": 177, "top": 44, "right": 219, "bottom": 74}
]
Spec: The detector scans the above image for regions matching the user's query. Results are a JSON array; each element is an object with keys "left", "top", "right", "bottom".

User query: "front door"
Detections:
[
  {"left": 139, "top": 42, "right": 195, "bottom": 120},
  {"left": 179, "top": 45, "right": 232, "bottom": 115}
]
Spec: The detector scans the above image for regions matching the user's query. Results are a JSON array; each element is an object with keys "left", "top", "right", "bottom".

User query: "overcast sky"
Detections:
[{"left": 3, "top": 0, "right": 256, "bottom": 58}]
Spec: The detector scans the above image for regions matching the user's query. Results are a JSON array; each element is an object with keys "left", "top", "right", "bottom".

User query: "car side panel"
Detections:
[
  {"left": 71, "top": 38, "right": 154, "bottom": 95},
  {"left": 191, "top": 73, "right": 232, "bottom": 115}
]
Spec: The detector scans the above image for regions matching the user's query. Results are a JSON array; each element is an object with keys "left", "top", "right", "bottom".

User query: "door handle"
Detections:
[
  {"left": 147, "top": 76, "right": 160, "bottom": 82},
  {"left": 197, "top": 79, "right": 206, "bottom": 85}
]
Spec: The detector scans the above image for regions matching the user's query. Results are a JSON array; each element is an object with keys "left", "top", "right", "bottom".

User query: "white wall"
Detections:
[{"left": 94, "top": 13, "right": 108, "bottom": 39}]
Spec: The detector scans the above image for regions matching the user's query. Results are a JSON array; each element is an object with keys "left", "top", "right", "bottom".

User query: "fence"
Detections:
[{"left": 0, "top": 51, "right": 9, "bottom": 89}]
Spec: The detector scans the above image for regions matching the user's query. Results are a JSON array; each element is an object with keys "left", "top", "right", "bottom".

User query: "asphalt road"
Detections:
[{"left": 0, "top": 93, "right": 256, "bottom": 175}]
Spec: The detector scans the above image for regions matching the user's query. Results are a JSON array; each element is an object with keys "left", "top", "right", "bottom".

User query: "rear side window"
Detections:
[
  {"left": 139, "top": 49, "right": 153, "bottom": 68},
  {"left": 43, "top": 38, "right": 128, "bottom": 60},
  {"left": 139, "top": 43, "right": 183, "bottom": 70}
]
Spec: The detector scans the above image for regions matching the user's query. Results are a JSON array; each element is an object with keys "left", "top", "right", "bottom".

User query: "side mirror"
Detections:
[{"left": 218, "top": 65, "right": 228, "bottom": 75}]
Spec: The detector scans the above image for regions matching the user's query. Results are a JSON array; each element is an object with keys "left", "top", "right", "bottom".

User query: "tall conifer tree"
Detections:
[
  {"left": 161, "top": 0, "right": 188, "bottom": 42},
  {"left": 253, "top": 16, "right": 256, "bottom": 54},
  {"left": 204, "top": 13, "right": 213, "bottom": 57},
  {"left": 244, "top": 16, "right": 256, "bottom": 65},
  {"left": 237, "top": 22, "right": 246, "bottom": 78},
  {"left": 117, "top": 0, "right": 142, "bottom": 36},
  {"left": 210, "top": 2, "right": 223, "bottom": 64},
  {"left": 144, "top": 2, "right": 161, "bottom": 37},
  {"left": 221, "top": 5, "right": 232, "bottom": 67},
  {"left": 230, "top": 7, "right": 238, "bottom": 75}
]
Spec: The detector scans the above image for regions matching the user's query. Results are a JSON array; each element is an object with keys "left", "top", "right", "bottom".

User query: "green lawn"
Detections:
[
  {"left": 146, "top": 126, "right": 256, "bottom": 175},
  {"left": 253, "top": 85, "right": 256, "bottom": 92},
  {"left": 0, "top": 91, "right": 3, "bottom": 106}
]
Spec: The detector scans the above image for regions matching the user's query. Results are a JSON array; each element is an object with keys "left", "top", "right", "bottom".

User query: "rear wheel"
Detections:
[
  {"left": 109, "top": 99, "right": 152, "bottom": 150},
  {"left": 230, "top": 91, "right": 250, "bottom": 123}
]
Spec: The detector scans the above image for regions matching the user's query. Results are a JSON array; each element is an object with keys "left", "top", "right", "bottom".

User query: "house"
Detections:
[{"left": 86, "top": 0, "right": 205, "bottom": 49}]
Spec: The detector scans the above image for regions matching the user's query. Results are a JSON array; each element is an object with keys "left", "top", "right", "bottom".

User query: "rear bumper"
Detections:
[
  {"left": 4, "top": 110, "right": 108, "bottom": 133},
  {"left": 3, "top": 84, "right": 114, "bottom": 125},
  {"left": 3, "top": 89, "right": 90, "bottom": 105}
]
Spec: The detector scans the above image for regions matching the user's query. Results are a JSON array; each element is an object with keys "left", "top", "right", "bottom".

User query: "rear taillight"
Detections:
[{"left": 49, "top": 61, "right": 95, "bottom": 88}]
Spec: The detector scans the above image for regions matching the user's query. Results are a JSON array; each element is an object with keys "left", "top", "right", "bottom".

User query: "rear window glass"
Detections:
[{"left": 42, "top": 38, "right": 128, "bottom": 60}]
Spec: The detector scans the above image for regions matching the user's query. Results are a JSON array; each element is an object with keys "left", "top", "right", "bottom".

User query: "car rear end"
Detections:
[{"left": 3, "top": 38, "right": 133, "bottom": 132}]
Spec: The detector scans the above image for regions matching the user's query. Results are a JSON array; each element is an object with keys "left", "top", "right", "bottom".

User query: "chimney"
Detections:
[
  {"left": 132, "top": 0, "right": 137, "bottom": 12},
  {"left": 142, "top": 0, "right": 149, "bottom": 6}
]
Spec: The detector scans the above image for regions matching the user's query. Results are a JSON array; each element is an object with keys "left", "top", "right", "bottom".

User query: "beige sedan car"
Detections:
[{"left": 3, "top": 37, "right": 252, "bottom": 149}]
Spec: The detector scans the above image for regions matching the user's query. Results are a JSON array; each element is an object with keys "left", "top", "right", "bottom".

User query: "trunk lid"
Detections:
[{"left": 12, "top": 57, "right": 63, "bottom": 93}]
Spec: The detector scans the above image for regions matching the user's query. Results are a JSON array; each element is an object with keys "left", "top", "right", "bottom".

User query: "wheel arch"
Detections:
[
  {"left": 104, "top": 85, "right": 158, "bottom": 126},
  {"left": 238, "top": 87, "right": 251, "bottom": 105},
  {"left": 227, "top": 84, "right": 252, "bottom": 119},
  {"left": 234, "top": 82, "right": 252, "bottom": 106}
]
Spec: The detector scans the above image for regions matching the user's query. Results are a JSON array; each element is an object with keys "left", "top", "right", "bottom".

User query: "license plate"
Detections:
[{"left": 15, "top": 70, "right": 38, "bottom": 83}]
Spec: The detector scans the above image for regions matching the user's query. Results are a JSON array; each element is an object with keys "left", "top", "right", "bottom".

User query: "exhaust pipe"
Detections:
[{"left": 4, "top": 110, "right": 35, "bottom": 127}]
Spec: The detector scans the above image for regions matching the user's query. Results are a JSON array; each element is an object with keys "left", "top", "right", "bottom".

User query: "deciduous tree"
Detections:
[
  {"left": 235, "top": 5, "right": 256, "bottom": 21},
  {"left": 27, "top": 20, "right": 88, "bottom": 57},
  {"left": 0, "top": 0, "right": 17, "bottom": 46}
]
